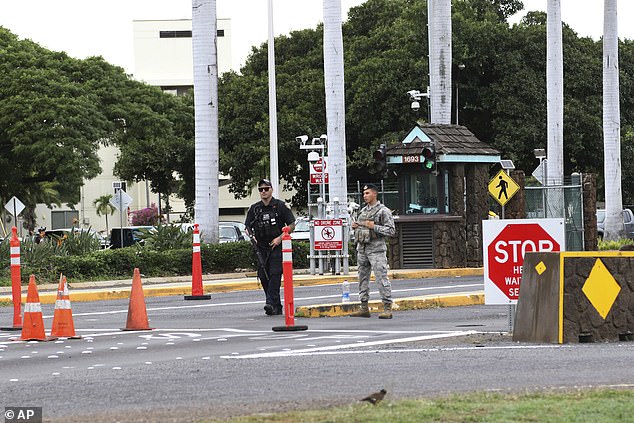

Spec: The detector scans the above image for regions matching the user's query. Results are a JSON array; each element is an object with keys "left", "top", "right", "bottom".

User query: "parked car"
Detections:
[
  {"left": 109, "top": 226, "right": 154, "bottom": 248},
  {"left": 291, "top": 217, "right": 311, "bottom": 241},
  {"left": 596, "top": 208, "right": 634, "bottom": 239},
  {"left": 219, "top": 221, "right": 249, "bottom": 243}
]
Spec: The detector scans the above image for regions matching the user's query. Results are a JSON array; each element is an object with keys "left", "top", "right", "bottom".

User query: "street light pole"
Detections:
[{"left": 455, "top": 63, "right": 464, "bottom": 125}]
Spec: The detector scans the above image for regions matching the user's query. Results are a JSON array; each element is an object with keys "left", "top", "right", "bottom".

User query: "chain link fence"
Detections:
[{"left": 525, "top": 175, "right": 584, "bottom": 251}]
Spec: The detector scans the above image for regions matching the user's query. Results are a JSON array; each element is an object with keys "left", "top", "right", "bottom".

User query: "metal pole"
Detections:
[
  {"left": 333, "top": 198, "right": 341, "bottom": 275},
  {"left": 317, "top": 197, "right": 324, "bottom": 275},
  {"left": 321, "top": 149, "right": 326, "bottom": 206},
  {"left": 455, "top": 84, "right": 459, "bottom": 125},
  {"left": 13, "top": 200, "right": 17, "bottom": 233},
  {"left": 308, "top": 180, "right": 315, "bottom": 275},
  {"left": 145, "top": 180, "right": 150, "bottom": 208},
  {"left": 119, "top": 189, "right": 124, "bottom": 246}
]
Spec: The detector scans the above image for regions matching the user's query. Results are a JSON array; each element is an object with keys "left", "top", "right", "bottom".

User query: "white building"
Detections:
[{"left": 34, "top": 18, "right": 266, "bottom": 233}]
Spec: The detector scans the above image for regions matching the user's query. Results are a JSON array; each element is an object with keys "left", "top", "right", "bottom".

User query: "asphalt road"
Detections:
[{"left": 1, "top": 276, "right": 633, "bottom": 422}]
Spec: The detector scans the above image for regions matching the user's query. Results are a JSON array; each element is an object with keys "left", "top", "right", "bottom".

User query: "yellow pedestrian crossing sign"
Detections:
[{"left": 488, "top": 170, "right": 520, "bottom": 206}]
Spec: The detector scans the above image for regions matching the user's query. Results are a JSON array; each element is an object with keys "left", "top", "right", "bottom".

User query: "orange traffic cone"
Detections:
[
  {"left": 50, "top": 275, "right": 81, "bottom": 339},
  {"left": 20, "top": 275, "right": 56, "bottom": 341},
  {"left": 121, "top": 268, "right": 153, "bottom": 331}
]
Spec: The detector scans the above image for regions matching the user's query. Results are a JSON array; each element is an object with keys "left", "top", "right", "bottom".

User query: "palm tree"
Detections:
[
  {"left": 93, "top": 194, "right": 115, "bottom": 233},
  {"left": 546, "top": 0, "right": 564, "bottom": 186},
  {"left": 603, "top": 0, "right": 625, "bottom": 240},
  {"left": 428, "top": 0, "right": 451, "bottom": 124},
  {"left": 192, "top": 0, "right": 219, "bottom": 243},
  {"left": 323, "top": 0, "right": 348, "bottom": 205}
]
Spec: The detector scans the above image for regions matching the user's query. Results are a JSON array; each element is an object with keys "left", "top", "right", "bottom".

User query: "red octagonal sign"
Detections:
[{"left": 486, "top": 222, "right": 561, "bottom": 303}]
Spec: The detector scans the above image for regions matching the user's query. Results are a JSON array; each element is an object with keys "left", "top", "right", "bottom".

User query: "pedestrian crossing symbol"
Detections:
[{"left": 488, "top": 170, "right": 519, "bottom": 206}]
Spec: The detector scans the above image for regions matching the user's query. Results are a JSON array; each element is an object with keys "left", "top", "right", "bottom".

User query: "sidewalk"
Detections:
[{"left": 1, "top": 267, "right": 484, "bottom": 315}]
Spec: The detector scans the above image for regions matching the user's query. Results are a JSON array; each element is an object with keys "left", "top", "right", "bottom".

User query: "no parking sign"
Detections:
[{"left": 313, "top": 219, "right": 343, "bottom": 250}]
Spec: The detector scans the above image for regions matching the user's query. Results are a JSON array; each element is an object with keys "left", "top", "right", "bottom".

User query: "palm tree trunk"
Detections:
[
  {"left": 192, "top": 0, "right": 220, "bottom": 243},
  {"left": 603, "top": 0, "right": 625, "bottom": 240},
  {"left": 268, "top": 0, "right": 280, "bottom": 194},
  {"left": 546, "top": 0, "right": 564, "bottom": 186},
  {"left": 323, "top": 0, "right": 348, "bottom": 207},
  {"left": 428, "top": 0, "right": 452, "bottom": 124}
]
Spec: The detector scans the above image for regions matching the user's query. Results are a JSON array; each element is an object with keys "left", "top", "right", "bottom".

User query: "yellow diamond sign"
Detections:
[
  {"left": 488, "top": 170, "right": 520, "bottom": 206},
  {"left": 582, "top": 259, "right": 621, "bottom": 319},
  {"left": 535, "top": 261, "right": 547, "bottom": 275}
]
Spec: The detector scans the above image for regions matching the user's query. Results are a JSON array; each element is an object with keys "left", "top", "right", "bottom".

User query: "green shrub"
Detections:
[
  {"left": 138, "top": 224, "right": 192, "bottom": 251},
  {"left": 51, "top": 229, "right": 101, "bottom": 255},
  {"left": 598, "top": 238, "right": 634, "bottom": 251},
  {"left": 1, "top": 237, "right": 356, "bottom": 285}
]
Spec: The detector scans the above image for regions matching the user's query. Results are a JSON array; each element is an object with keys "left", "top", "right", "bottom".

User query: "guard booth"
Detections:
[{"left": 382, "top": 124, "right": 500, "bottom": 269}]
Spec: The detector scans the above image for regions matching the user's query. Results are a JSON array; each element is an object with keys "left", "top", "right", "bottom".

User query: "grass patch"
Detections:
[{"left": 209, "top": 389, "right": 633, "bottom": 423}]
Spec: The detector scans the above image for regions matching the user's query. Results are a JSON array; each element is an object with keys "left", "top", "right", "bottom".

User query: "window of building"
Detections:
[
  {"left": 51, "top": 210, "right": 79, "bottom": 229},
  {"left": 159, "top": 29, "right": 225, "bottom": 38},
  {"left": 160, "top": 30, "right": 192, "bottom": 38}
]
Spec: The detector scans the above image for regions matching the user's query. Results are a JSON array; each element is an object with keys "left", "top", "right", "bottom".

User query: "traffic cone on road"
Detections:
[
  {"left": 20, "top": 275, "right": 56, "bottom": 341},
  {"left": 121, "top": 268, "right": 153, "bottom": 331},
  {"left": 50, "top": 274, "right": 81, "bottom": 339}
]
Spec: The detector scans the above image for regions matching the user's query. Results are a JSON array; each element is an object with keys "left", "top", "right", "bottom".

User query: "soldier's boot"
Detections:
[
  {"left": 350, "top": 301, "right": 371, "bottom": 318},
  {"left": 378, "top": 303, "right": 393, "bottom": 319}
]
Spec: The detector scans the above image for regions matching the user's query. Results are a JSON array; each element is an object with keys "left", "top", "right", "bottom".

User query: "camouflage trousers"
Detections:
[{"left": 357, "top": 248, "right": 392, "bottom": 305}]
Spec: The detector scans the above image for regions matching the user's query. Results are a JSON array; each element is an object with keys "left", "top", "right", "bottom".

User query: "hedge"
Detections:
[{"left": 1, "top": 240, "right": 357, "bottom": 285}]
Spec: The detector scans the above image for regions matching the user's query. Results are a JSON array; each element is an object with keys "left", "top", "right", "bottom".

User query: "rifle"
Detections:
[{"left": 248, "top": 233, "right": 270, "bottom": 281}]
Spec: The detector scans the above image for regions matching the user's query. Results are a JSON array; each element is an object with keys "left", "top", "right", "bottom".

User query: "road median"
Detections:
[{"left": 295, "top": 291, "right": 485, "bottom": 318}]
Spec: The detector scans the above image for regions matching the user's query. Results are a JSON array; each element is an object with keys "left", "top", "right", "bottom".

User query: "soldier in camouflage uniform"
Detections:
[{"left": 350, "top": 183, "right": 396, "bottom": 319}]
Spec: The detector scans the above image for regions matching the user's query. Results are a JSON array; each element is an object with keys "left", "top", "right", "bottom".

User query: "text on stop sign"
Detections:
[{"left": 493, "top": 239, "right": 555, "bottom": 264}]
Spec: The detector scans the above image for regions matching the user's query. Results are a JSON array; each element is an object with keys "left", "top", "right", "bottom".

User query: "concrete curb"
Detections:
[
  {"left": 295, "top": 291, "right": 485, "bottom": 318},
  {"left": 0, "top": 267, "right": 483, "bottom": 305}
]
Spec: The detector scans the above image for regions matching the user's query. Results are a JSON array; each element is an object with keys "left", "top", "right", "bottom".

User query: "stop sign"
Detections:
[{"left": 483, "top": 219, "right": 565, "bottom": 304}]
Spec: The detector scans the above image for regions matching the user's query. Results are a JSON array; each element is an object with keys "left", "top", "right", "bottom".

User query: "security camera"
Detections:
[
  {"left": 320, "top": 134, "right": 328, "bottom": 143},
  {"left": 296, "top": 135, "right": 308, "bottom": 145},
  {"left": 411, "top": 101, "right": 420, "bottom": 111},
  {"left": 407, "top": 89, "right": 420, "bottom": 99}
]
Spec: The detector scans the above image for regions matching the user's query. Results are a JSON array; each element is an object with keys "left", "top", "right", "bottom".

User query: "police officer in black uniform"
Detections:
[{"left": 245, "top": 179, "right": 296, "bottom": 315}]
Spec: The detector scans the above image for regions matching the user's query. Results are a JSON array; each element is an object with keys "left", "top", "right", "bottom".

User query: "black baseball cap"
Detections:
[
  {"left": 258, "top": 178, "right": 272, "bottom": 187},
  {"left": 362, "top": 183, "right": 379, "bottom": 192}
]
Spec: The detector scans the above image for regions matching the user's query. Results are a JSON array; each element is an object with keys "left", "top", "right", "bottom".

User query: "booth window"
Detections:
[{"left": 405, "top": 173, "right": 439, "bottom": 214}]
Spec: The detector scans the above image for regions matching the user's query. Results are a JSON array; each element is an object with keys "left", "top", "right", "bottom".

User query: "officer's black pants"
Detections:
[{"left": 257, "top": 244, "right": 283, "bottom": 309}]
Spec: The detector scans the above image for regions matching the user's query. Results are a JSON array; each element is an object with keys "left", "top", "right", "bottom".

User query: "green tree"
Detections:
[{"left": 93, "top": 194, "right": 116, "bottom": 233}]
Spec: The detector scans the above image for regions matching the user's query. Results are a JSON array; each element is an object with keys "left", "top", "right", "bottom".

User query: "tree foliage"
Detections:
[
  {"left": 217, "top": 0, "right": 634, "bottom": 205},
  {"left": 3, "top": 0, "right": 634, "bottom": 215},
  {"left": 0, "top": 26, "right": 194, "bottom": 227}
]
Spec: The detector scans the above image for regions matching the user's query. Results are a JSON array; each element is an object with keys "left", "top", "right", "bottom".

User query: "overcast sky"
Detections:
[{"left": 0, "top": 0, "right": 632, "bottom": 75}]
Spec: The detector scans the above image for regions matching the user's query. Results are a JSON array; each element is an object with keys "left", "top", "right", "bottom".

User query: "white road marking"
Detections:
[
  {"left": 222, "top": 331, "right": 479, "bottom": 359},
  {"left": 27, "top": 283, "right": 482, "bottom": 319}
]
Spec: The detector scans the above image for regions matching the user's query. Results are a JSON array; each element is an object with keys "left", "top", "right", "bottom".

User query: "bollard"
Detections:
[
  {"left": 184, "top": 224, "right": 211, "bottom": 300},
  {"left": 272, "top": 227, "right": 308, "bottom": 332},
  {"left": 1, "top": 227, "right": 22, "bottom": 331}
]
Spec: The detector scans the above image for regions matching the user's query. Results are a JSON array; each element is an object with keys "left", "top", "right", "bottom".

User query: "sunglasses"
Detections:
[{"left": 258, "top": 187, "right": 271, "bottom": 192}]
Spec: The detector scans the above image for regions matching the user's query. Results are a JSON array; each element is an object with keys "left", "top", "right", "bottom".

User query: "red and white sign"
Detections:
[
  {"left": 483, "top": 219, "right": 565, "bottom": 304},
  {"left": 313, "top": 219, "right": 343, "bottom": 250},
  {"left": 309, "top": 157, "right": 329, "bottom": 184}
]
